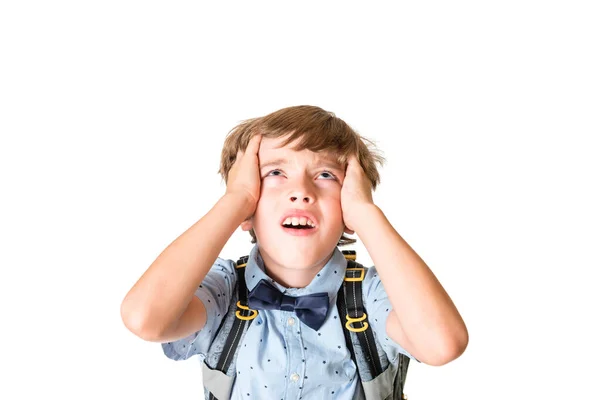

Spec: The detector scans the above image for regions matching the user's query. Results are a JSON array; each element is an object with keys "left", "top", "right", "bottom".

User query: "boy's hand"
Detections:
[
  {"left": 225, "top": 134, "right": 262, "bottom": 218},
  {"left": 341, "top": 155, "right": 374, "bottom": 233}
]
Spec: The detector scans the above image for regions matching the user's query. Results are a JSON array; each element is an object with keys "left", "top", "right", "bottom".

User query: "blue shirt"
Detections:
[{"left": 162, "top": 245, "right": 415, "bottom": 399}]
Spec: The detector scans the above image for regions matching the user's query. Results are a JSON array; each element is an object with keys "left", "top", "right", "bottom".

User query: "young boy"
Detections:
[{"left": 120, "top": 105, "right": 468, "bottom": 399}]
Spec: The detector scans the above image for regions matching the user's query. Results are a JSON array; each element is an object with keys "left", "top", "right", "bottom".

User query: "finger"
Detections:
[
  {"left": 245, "top": 134, "right": 262, "bottom": 155},
  {"left": 234, "top": 149, "right": 243, "bottom": 164},
  {"left": 345, "top": 154, "right": 358, "bottom": 171}
]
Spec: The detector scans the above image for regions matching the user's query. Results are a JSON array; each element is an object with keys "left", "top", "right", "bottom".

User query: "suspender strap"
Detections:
[
  {"left": 336, "top": 285, "right": 359, "bottom": 368},
  {"left": 208, "top": 256, "right": 257, "bottom": 400},
  {"left": 337, "top": 250, "right": 359, "bottom": 372},
  {"left": 341, "top": 260, "right": 384, "bottom": 378}
]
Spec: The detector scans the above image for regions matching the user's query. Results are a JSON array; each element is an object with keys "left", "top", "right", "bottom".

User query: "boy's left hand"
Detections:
[{"left": 341, "top": 155, "right": 374, "bottom": 234}]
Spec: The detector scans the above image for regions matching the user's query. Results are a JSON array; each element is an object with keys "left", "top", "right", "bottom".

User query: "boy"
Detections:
[{"left": 120, "top": 105, "right": 468, "bottom": 399}]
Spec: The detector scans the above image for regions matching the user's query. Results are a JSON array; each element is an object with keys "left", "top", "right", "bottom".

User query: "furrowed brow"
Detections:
[
  {"left": 317, "top": 160, "right": 345, "bottom": 173},
  {"left": 259, "top": 157, "right": 344, "bottom": 173},
  {"left": 259, "top": 158, "right": 288, "bottom": 171}
]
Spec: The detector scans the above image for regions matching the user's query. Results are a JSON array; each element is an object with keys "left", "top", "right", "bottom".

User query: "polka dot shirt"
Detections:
[{"left": 161, "top": 245, "right": 415, "bottom": 399}]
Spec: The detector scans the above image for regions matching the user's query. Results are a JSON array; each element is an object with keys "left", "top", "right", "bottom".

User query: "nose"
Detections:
[
  {"left": 290, "top": 194, "right": 312, "bottom": 204},
  {"left": 288, "top": 177, "right": 315, "bottom": 204}
]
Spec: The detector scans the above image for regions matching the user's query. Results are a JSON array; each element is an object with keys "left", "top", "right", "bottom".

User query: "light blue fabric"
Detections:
[{"left": 161, "top": 245, "right": 415, "bottom": 399}]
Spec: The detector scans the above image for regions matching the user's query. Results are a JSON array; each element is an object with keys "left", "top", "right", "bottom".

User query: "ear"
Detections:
[{"left": 240, "top": 219, "right": 254, "bottom": 232}]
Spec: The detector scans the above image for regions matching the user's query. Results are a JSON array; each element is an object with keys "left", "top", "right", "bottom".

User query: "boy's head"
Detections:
[{"left": 219, "top": 105, "right": 384, "bottom": 269}]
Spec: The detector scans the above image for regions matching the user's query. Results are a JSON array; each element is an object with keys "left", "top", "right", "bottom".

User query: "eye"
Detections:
[
  {"left": 318, "top": 171, "right": 337, "bottom": 180},
  {"left": 266, "top": 169, "right": 285, "bottom": 177}
]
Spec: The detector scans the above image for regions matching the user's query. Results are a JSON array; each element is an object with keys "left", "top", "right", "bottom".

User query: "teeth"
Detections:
[{"left": 282, "top": 216, "right": 315, "bottom": 227}]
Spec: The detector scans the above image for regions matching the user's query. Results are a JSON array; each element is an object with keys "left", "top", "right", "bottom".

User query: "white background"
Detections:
[{"left": 1, "top": 1, "right": 599, "bottom": 399}]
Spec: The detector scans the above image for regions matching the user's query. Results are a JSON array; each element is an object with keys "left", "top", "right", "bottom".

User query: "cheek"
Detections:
[
  {"left": 323, "top": 198, "right": 343, "bottom": 223},
  {"left": 253, "top": 191, "right": 275, "bottom": 224},
  {"left": 261, "top": 178, "right": 283, "bottom": 189},
  {"left": 327, "top": 187, "right": 342, "bottom": 205},
  {"left": 256, "top": 185, "right": 276, "bottom": 205}
]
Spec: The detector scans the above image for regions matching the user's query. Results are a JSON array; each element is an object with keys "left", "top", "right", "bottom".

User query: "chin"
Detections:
[
  {"left": 288, "top": 247, "right": 336, "bottom": 269},
  {"left": 256, "top": 230, "right": 340, "bottom": 266},
  {"left": 277, "top": 251, "right": 318, "bottom": 269}
]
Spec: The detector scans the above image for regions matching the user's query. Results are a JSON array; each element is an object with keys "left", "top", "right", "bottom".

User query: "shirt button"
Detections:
[
  {"left": 287, "top": 317, "right": 295, "bottom": 326},
  {"left": 290, "top": 373, "right": 300, "bottom": 382}
]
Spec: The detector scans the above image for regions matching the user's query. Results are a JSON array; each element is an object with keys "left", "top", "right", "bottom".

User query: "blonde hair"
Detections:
[{"left": 218, "top": 105, "right": 385, "bottom": 246}]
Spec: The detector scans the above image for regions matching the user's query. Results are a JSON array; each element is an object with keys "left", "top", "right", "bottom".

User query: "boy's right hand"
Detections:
[{"left": 225, "top": 134, "right": 262, "bottom": 219}]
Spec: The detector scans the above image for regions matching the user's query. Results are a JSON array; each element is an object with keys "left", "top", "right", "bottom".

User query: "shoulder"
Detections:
[
  {"left": 214, "top": 256, "right": 237, "bottom": 270},
  {"left": 203, "top": 257, "right": 237, "bottom": 280},
  {"left": 355, "top": 263, "right": 383, "bottom": 295},
  {"left": 195, "top": 257, "right": 238, "bottom": 301},
  {"left": 342, "top": 261, "right": 387, "bottom": 307},
  {"left": 363, "top": 263, "right": 379, "bottom": 281},
  {"left": 357, "top": 264, "right": 388, "bottom": 315}
]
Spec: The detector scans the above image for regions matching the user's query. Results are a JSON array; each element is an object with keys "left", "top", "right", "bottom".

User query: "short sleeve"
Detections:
[
  {"left": 161, "top": 257, "right": 237, "bottom": 361},
  {"left": 362, "top": 265, "right": 419, "bottom": 362}
]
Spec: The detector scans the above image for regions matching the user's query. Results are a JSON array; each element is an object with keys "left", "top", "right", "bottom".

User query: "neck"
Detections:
[{"left": 258, "top": 249, "right": 334, "bottom": 288}]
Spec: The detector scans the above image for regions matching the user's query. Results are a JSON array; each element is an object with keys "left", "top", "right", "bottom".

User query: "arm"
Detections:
[
  {"left": 355, "top": 205, "right": 469, "bottom": 366},
  {"left": 120, "top": 134, "right": 263, "bottom": 343},
  {"left": 120, "top": 193, "right": 253, "bottom": 342},
  {"left": 341, "top": 155, "right": 468, "bottom": 366}
]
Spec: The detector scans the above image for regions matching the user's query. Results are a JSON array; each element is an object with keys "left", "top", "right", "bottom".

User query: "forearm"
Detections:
[
  {"left": 355, "top": 204, "right": 468, "bottom": 359},
  {"left": 120, "top": 193, "right": 253, "bottom": 338}
]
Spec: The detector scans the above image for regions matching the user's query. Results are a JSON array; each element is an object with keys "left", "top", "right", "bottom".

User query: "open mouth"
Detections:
[
  {"left": 281, "top": 217, "right": 315, "bottom": 229},
  {"left": 281, "top": 217, "right": 317, "bottom": 235},
  {"left": 282, "top": 224, "right": 313, "bottom": 230}
]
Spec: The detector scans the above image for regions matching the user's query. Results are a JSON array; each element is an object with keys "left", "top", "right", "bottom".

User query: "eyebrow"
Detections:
[{"left": 260, "top": 158, "right": 344, "bottom": 173}]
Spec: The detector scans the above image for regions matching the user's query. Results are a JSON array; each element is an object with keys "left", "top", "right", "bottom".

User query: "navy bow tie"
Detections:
[{"left": 248, "top": 279, "right": 329, "bottom": 331}]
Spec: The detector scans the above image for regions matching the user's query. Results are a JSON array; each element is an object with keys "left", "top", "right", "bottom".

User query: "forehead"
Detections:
[
  {"left": 258, "top": 135, "right": 309, "bottom": 154},
  {"left": 258, "top": 136, "right": 342, "bottom": 167}
]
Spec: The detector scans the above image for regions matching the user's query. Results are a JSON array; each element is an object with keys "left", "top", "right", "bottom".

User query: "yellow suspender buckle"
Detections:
[
  {"left": 234, "top": 257, "right": 257, "bottom": 320},
  {"left": 235, "top": 301, "right": 258, "bottom": 320},
  {"left": 345, "top": 313, "right": 369, "bottom": 332},
  {"left": 344, "top": 267, "right": 365, "bottom": 282}
]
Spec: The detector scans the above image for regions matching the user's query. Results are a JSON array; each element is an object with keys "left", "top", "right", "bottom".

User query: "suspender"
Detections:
[
  {"left": 337, "top": 257, "right": 384, "bottom": 378},
  {"left": 207, "top": 251, "right": 409, "bottom": 400},
  {"left": 337, "top": 255, "right": 410, "bottom": 399},
  {"left": 208, "top": 256, "right": 258, "bottom": 400}
]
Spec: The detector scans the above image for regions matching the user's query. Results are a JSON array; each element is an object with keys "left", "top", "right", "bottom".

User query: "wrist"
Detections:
[
  {"left": 220, "top": 193, "right": 256, "bottom": 222},
  {"left": 351, "top": 203, "right": 381, "bottom": 233}
]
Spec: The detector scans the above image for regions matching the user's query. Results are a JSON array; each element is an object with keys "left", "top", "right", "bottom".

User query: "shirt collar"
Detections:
[{"left": 244, "top": 244, "right": 347, "bottom": 298}]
